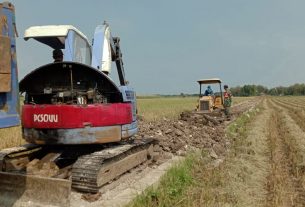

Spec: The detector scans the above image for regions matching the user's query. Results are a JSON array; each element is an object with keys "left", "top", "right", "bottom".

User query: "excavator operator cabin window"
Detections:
[{"left": 72, "top": 32, "right": 91, "bottom": 65}]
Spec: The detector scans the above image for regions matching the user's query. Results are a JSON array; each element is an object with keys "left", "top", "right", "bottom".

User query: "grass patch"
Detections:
[
  {"left": 0, "top": 97, "right": 24, "bottom": 150},
  {"left": 128, "top": 153, "right": 197, "bottom": 207},
  {"left": 0, "top": 126, "right": 24, "bottom": 150},
  {"left": 227, "top": 108, "right": 258, "bottom": 152}
]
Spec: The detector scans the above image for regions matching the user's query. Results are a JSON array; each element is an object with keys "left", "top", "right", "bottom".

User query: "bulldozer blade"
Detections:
[{"left": 0, "top": 171, "right": 71, "bottom": 207}]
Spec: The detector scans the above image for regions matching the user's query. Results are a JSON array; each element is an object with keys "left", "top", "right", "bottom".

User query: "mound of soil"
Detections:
[
  {"left": 135, "top": 98, "right": 260, "bottom": 159},
  {"left": 136, "top": 112, "right": 227, "bottom": 158}
]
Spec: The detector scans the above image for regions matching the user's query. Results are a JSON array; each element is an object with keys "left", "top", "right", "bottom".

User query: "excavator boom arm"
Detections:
[{"left": 91, "top": 22, "right": 127, "bottom": 86}]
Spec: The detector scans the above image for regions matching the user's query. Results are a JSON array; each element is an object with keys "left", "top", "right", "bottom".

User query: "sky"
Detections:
[{"left": 8, "top": 0, "right": 305, "bottom": 95}]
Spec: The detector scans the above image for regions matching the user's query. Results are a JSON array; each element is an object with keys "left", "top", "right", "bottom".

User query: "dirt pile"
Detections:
[
  {"left": 136, "top": 112, "right": 227, "bottom": 157},
  {"left": 136, "top": 98, "right": 261, "bottom": 158}
]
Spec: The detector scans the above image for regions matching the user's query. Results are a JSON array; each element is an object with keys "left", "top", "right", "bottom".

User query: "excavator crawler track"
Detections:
[{"left": 72, "top": 138, "right": 155, "bottom": 193}]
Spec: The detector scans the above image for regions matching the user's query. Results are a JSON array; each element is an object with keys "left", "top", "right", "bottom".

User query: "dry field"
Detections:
[
  {"left": 181, "top": 96, "right": 305, "bottom": 207},
  {"left": 0, "top": 126, "right": 24, "bottom": 150},
  {"left": 129, "top": 96, "right": 305, "bottom": 207}
]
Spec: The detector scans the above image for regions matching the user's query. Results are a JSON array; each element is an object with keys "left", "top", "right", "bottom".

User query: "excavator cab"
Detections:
[
  {"left": 24, "top": 25, "right": 92, "bottom": 64},
  {"left": 20, "top": 23, "right": 137, "bottom": 144},
  {"left": 197, "top": 78, "right": 224, "bottom": 113}
]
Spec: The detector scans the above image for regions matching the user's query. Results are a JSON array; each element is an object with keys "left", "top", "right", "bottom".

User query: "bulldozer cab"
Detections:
[{"left": 197, "top": 78, "right": 223, "bottom": 112}]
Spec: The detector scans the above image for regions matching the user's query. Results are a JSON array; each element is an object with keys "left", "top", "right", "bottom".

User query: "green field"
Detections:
[
  {"left": 137, "top": 96, "right": 252, "bottom": 122},
  {"left": 137, "top": 97, "right": 197, "bottom": 121}
]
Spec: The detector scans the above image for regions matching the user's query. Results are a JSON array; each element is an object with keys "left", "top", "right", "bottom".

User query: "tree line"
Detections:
[{"left": 230, "top": 83, "right": 305, "bottom": 96}]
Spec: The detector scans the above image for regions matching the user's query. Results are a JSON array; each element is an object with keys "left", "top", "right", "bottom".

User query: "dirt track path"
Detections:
[{"left": 229, "top": 97, "right": 305, "bottom": 207}]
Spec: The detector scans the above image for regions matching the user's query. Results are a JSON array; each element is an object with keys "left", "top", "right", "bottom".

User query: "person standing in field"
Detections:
[{"left": 223, "top": 84, "right": 232, "bottom": 119}]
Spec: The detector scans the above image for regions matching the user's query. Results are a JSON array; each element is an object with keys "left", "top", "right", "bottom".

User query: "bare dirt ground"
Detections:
[{"left": 70, "top": 98, "right": 260, "bottom": 207}]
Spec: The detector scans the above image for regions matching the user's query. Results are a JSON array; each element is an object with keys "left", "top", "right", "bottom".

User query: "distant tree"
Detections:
[
  {"left": 231, "top": 86, "right": 242, "bottom": 96},
  {"left": 256, "top": 85, "right": 268, "bottom": 95},
  {"left": 217, "top": 83, "right": 305, "bottom": 96},
  {"left": 240, "top": 85, "right": 256, "bottom": 96},
  {"left": 268, "top": 88, "right": 278, "bottom": 96}
]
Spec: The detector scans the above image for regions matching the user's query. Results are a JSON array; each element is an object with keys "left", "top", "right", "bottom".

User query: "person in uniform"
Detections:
[{"left": 223, "top": 84, "right": 232, "bottom": 119}]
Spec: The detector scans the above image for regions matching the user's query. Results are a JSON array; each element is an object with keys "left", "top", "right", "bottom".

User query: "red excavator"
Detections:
[{"left": 0, "top": 3, "right": 154, "bottom": 206}]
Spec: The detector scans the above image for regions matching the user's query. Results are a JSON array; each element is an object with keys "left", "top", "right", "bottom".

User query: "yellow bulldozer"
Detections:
[{"left": 196, "top": 78, "right": 224, "bottom": 113}]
